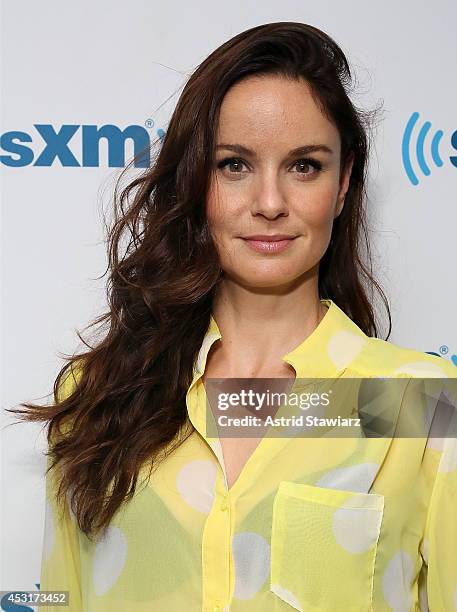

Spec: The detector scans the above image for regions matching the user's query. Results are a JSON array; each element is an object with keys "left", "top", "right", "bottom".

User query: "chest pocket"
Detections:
[{"left": 270, "top": 481, "right": 384, "bottom": 611}]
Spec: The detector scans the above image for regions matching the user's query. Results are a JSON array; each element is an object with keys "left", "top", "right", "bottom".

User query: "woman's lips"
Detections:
[{"left": 241, "top": 237, "right": 297, "bottom": 253}]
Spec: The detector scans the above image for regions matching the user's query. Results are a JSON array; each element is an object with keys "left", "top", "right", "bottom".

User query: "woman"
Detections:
[{"left": 12, "top": 21, "right": 457, "bottom": 612}]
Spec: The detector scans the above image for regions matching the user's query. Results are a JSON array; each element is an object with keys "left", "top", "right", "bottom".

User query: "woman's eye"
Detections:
[
  {"left": 216, "top": 157, "right": 323, "bottom": 178},
  {"left": 292, "top": 158, "right": 322, "bottom": 176},
  {"left": 217, "top": 157, "right": 247, "bottom": 173}
]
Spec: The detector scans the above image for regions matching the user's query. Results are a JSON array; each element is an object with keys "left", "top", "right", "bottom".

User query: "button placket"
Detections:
[
  {"left": 220, "top": 494, "right": 229, "bottom": 512},
  {"left": 202, "top": 470, "right": 232, "bottom": 611}
]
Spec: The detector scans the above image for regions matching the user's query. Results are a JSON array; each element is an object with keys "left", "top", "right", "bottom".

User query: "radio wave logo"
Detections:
[{"left": 402, "top": 112, "right": 445, "bottom": 186}]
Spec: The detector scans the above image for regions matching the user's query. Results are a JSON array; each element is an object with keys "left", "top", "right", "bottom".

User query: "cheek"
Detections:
[
  {"left": 299, "top": 187, "right": 337, "bottom": 229},
  {"left": 206, "top": 183, "right": 241, "bottom": 234},
  {"left": 206, "top": 177, "right": 226, "bottom": 224},
  {"left": 205, "top": 188, "right": 223, "bottom": 232},
  {"left": 206, "top": 199, "right": 227, "bottom": 237}
]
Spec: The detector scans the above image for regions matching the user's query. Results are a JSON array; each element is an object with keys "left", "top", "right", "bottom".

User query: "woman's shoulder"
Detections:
[
  {"left": 51, "top": 359, "right": 85, "bottom": 440},
  {"left": 56, "top": 360, "right": 85, "bottom": 401},
  {"left": 352, "top": 335, "right": 457, "bottom": 379}
]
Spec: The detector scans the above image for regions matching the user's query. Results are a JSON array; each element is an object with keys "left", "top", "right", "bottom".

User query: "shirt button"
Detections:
[
  {"left": 220, "top": 497, "right": 229, "bottom": 511},
  {"left": 213, "top": 605, "right": 222, "bottom": 612}
]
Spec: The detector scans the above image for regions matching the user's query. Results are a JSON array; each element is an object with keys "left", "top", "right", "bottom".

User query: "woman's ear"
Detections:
[{"left": 335, "top": 151, "right": 354, "bottom": 218}]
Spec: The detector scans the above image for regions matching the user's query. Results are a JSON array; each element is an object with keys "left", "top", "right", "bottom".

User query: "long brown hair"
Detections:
[{"left": 7, "top": 22, "right": 391, "bottom": 541}]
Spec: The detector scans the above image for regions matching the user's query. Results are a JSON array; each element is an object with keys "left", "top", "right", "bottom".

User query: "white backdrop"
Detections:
[{"left": 1, "top": 0, "right": 456, "bottom": 605}]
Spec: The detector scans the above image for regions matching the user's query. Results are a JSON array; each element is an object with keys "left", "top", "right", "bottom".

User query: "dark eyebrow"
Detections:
[{"left": 215, "top": 143, "right": 334, "bottom": 157}]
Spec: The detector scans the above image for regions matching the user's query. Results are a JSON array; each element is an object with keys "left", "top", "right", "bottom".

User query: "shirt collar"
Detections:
[{"left": 191, "top": 299, "right": 369, "bottom": 384}]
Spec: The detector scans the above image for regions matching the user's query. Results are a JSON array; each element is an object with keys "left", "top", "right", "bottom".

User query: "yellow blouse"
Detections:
[{"left": 40, "top": 299, "right": 457, "bottom": 611}]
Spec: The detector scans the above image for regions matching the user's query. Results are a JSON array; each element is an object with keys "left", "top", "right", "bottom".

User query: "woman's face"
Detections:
[{"left": 206, "top": 75, "right": 354, "bottom": 289}]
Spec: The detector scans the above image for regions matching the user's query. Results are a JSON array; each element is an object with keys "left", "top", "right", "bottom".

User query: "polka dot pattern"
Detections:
[
  {"left": 393, "top": 360, "right": 449, "bottom": 378},
  {"left": 176, "top": 460, "right": 218, "bottom": 513},
  {"left": 332, "top": 495, "right": 383, "bottom": 554},
  {"left": 233, "top": 531, "right": 270, "bottom": 600},
  {"left": 426, "top": 436, "right": 446, "bottom": 451},
  {"left": 327, "top": 331, "right": 367, "bottom": 370},
  {"left": 315, "top": 462, "right": 380, "bottom": 493},
  {"left": 382, "top": 550, "right": 415, "bottom": 612},
  {"left": 92, "top": 526, "right": 128, "bottom": 596},
  {"left": 438, "top": 438, "right": 457, "bottom": 473},
  {"left": 40, "top": 298, "right": 457, "bottom": 610}
]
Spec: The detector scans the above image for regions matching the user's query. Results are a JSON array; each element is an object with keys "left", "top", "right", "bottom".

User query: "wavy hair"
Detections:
[{"left": 8, "top": 22, "right": 391, "bottom": 540}]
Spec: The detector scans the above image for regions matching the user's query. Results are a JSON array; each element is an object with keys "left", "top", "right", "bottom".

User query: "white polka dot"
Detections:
[
  {"left": 196, "top": 332, "right": 221, "bottom": 373},
  {"left": 332, "top": 495, "right": 383, "bottom": 554},
  {"left": 176, "top": 460, "right": 218, "bottom": 513},
  {"left": 453, "top": 585, "right": 457, "bottom": 611},
  {"left": 92, "top": 526, "right": 127, "bottom": 596},
  {"left": 270, "top": 583, "right": 303, "bottom": 610},
  {"left": 42, "top": 500, "right": 55, "bottom": 561},
  {"left": 426, "top": 436, "right": 446, "bottom": 451},
  {"left": 315, "top": 462, "right": 380, "bottom": 493},
  {"left": 233, "top": 532, "right": 270, "bottom": 600},
  {"left": 438, "top": 438, "right": 457, "bottom": 473},
  {"left": 327, "top": 332, "right": 367, "bottom": 370},
  {"left": 393, "top": 361, "right": 449, "bottom": 378},
  {"left": 382, "top": 550, "right": 415, "bottom": 612}
]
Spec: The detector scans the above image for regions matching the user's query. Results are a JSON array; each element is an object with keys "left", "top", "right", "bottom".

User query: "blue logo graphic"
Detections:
[
  {"left": 401, "top": 112, "right": 447, "bottom": 186},
  {"left": 0, "top": 123, "right": 166, "bottom": 168}
]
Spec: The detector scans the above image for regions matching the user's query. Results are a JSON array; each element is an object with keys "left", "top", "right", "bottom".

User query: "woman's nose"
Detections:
[{"left": 249, "top": 175, "right": 289, "bottom": 218}]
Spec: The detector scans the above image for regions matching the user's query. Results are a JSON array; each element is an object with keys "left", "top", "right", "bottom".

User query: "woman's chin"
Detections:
[{"left": 230, "top": 269, "right": 306, "bottom": 289}]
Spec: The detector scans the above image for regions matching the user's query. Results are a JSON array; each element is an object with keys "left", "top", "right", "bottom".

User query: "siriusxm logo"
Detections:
[
  {"left": 402, "top": 112, "right": 457, "bottom": 186},
  {"left": 0, "top": 123, "right": 166, "bottom": 168}
]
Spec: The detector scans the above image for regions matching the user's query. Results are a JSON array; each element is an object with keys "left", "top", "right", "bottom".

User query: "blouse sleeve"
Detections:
[
  {"left": 40, "top": 455, "right": 83, "bottom": 611},
  {"left": 420, "top": 378, "right": 457, "bottom": 611},
  {"left": 40, "top": 364, "right": 83, "bottom": 611}
]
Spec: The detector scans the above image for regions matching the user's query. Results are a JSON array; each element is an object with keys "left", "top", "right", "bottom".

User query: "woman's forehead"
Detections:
[{"left": 216, "top": 77, "right": 339, "bottom": 148}]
